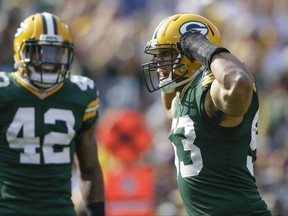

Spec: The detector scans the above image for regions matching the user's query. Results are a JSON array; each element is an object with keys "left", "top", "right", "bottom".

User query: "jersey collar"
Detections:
[{"left": 12, "top": 72, "right": 64, "bottom": 99}]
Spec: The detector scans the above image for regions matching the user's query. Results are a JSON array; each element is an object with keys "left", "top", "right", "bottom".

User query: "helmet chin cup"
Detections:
[
  {"left": 159, "top": 66, "right": 205, "bottom": 93},
  {"left": 159, "top": 70, "right": 177, "bottom": 93},
  {"left": 159, "top": 79, "right": 177, "bottom": 93}
]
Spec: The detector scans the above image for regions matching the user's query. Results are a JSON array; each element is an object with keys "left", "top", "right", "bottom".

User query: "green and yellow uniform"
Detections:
[
  {"left": 169, "top": 70, "right": 271, "bottom": 216},
  {"left": 0, "top": 72, "right": 99, "bottom": 216}
]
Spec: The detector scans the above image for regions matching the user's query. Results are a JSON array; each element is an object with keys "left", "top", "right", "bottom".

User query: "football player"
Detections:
[
  {"left": 0, "top": 12, "right": 104, "bottom": 216},
  {"left": 142, "top": 13, "right": 271, "bottom": 215}
]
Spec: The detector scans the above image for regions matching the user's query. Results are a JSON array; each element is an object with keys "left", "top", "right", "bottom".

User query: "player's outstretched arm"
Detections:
[{"left": 75, "top": 123, "right": 105, "bottom": 216}]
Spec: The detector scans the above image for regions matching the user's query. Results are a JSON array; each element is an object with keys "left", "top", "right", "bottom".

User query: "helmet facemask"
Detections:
[
  {"left": 19, "top": 37, "right": 74, "bottom": 88},
  {"left": 142, "top": 43, "right": 190, "bottom": 93}
]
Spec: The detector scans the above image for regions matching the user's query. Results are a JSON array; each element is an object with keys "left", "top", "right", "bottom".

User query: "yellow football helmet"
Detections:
[
  {"left": 142, "top": 13, "right": 222, "bottom": 92},
  {"left": 14, "top": 12, "right": 74, "bottom": 88}
]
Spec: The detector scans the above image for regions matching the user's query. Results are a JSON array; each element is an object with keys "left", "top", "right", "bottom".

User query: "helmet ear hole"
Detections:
[{"left": 179, "top": 65, "right": 187, "bottom": 73}]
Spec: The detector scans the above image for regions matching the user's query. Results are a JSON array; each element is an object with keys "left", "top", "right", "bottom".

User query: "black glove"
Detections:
[{"left": 176, "top": 30, "right": 229, "bottom": 69}]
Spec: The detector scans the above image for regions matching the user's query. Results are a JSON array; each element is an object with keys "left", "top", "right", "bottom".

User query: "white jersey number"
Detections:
[
  {"left": 0, "top": 72, "right": 10, "bottom": 87},
  {"left": 172, "top": 113, "right": 259, "bottom": 178},
  {"left": 6, "top": 108, "right": 75, "bottom": 164},
  {"left": 70, "top": 75, "right": 94, "bottom": 91},
  {"left": 171, "top": 115, "right": 203, "bottom": 178},
  {"left": 247, "top": 110, "right": 259, "bottom": 176}
]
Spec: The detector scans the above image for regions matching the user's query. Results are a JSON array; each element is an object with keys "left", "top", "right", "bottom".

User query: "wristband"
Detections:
[{"left": 86, "top": 202, "right": 105, "bottom": 216}]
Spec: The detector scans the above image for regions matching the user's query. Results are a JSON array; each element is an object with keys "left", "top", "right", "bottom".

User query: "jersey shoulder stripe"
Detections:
[
  {"left": 202, "top": 70, "right": 215, "bottom": 86},
  {"left": 83, "top": 98, "right": 99, "bottom": 121}
]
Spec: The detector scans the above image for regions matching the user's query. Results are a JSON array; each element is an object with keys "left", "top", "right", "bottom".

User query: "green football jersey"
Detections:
[
  {"left": 0, "top": 72, "right": 99, "bottom": 216},
  {"left": 168, "top": 70, "right": 271, "bottom": 216}
]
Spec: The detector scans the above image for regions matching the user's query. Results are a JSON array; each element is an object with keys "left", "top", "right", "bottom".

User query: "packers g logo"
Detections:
[{"left": 179, "top": 21, "right": 208, "bottom": 36}]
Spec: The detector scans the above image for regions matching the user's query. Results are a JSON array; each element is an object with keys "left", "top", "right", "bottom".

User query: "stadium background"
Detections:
[{"left": 0, "top": 0, "right": 287, "bottom": 215}]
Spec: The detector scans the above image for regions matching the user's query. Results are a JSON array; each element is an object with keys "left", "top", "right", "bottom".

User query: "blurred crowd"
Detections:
[{"left": 1, "top": 0, "right": 288, "bottom": 215}]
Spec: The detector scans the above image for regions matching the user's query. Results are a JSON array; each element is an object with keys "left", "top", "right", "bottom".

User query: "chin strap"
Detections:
[{"left": 160, "top": 66, "right": 206, "bottom": 93}]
